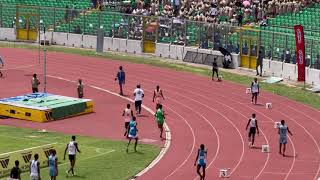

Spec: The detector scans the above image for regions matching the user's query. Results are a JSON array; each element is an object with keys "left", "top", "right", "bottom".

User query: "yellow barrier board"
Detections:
[{"left": 0, "top": 143, "right": 57, "bottom": 178}]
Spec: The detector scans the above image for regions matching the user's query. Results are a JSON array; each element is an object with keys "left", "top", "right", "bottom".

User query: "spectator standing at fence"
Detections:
[
  {"left": 9, "top": 160, "right": 21, "bottom": 180},
  {"left": 115, "top": 66, "right": 126, "bottom": 96},
  {"left": 31, "top": 74, "right": 40, "bottom": 93},
  {"left": 256, "top": 48, "right": 264, "bottom": 76},
  {"left": 251, "top": 78, "right": 259, "bottom": 105},
  {"left": 212, "top": 58, "right": 219, "bottom": 81},
  {"left": 314, "top": 55, "right": 320, "bottom": 70}
]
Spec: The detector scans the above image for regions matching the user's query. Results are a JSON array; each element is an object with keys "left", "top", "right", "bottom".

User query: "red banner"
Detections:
[{"left": 294, "top": 25, "right": 306, "bottom": 81}]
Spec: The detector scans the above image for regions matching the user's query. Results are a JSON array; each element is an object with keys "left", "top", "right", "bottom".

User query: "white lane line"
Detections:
[
  {"left": 46, "top": 75, "right": 171, "bottom": 179},
  {"left": 1, "top": 64, "right": 39, "bottom": 71},
  {"left": 277, "top": 110, "right": 320, "bottom": 180}
]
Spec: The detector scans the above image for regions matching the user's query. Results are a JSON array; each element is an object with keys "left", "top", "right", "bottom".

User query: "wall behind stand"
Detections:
[
  {"left": 262, "top": 59, "right": 320, "bottom": 85},
  {"left": 0, "top": 28, "right": 16, "bottom": 41}
]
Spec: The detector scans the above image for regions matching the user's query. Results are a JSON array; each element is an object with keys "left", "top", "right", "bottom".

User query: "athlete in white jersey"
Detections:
[
  {"left": 29, "top": 154, "right": 40, "bottom": 180},
  {"left": 278, "top": 120, "right": 293, "bottom": 157},
  {"left": 152, "top": 85, "right": 165, "bottom": 109},
  {"left": 123, "top": 104, "right": 134, "bottom": 137},
  {"left": 251, "top": 78, "right": 259, "bottom": 104},
  {"left": 246, "top": 113, "right": 259, "bottom": 147},
  {"left": 64, "top": 136, "right": 81, "bottom": 176}
]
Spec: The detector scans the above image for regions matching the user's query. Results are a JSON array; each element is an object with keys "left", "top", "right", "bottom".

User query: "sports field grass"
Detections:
[
  {"left": 0, "top": 125, "right": 160, "bottom": 180},
  {"left": 1, "top": 42, "right": 320, "bottom": 109}
]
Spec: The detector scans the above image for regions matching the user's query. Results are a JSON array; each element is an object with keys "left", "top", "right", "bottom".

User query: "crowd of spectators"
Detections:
[{"left": 97, "top": 0, "right": 319, "bottom": 25}]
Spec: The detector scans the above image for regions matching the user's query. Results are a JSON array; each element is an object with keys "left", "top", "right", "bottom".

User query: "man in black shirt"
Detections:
[
  {"left": 212, "top": 58, "right": 219, "bottom": 81},
  {"left": 10, "top": 160, "right": 21, "bottom": 179}
]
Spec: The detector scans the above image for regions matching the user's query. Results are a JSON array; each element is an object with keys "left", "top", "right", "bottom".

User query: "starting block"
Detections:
[
  {"left": 266, "top": 103, "right": 272, "bottom": 109},
  {"left": 218, "top": 76, "right": 222, "bottom": 81},
  {"left": 219, "top": 168, "right": 230, "bottom": 178},
  {"left": 274, "top": 122, "right": 281, "bottom": 128},
  {"left": 262, "top": 145, "right": 270, "bottom": 153},
  {"left": 246, "top": 88, "right": 251, "bottom": 94}
]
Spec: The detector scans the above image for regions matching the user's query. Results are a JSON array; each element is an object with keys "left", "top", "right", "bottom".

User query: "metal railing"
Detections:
[{"left": 0, "top": 4, "right": 319, "bottom": 69}]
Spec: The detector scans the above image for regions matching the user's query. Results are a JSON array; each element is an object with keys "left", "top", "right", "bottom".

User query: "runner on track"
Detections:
[
  {"left": 251, "top": 78, "right": 259, "bottom": 104},
  {"left": 0, "top": 56, "right": 4, "bottom": 77},
  {"left": 123, "top": 103, "right": 134, "bottom": 138},
  {"left": 64, "top": 136, "right": 81, "bottom": 176},
  {"left": 126, "top": 116, "right": 139, "bottom": 152},
  {"left": 152, "top": 85, "right": 165, "bottom": 110},
  {"left": 245, "top": 113, "right": 259, "bottom": 148},
  {"left": 115, "top": 66, "right": 125, "bottom": 96},
  {"left": 48, "top": 149, "right": 58, "bottom": 180},
  {"left": 278, "top": 120, "right": 293, "bottom": 157},
  {"left": 155, "top": 104, "right": 165, "bottom": 139},
  {"left": 194, "top": 144, "right": 207, "bottom": 180},
  {"left": 133, "top": 84, "right": 144, "bottom": 115}
]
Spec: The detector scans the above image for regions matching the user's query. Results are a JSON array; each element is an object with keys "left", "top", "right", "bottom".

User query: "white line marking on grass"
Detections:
[
  {"left": 46, "top": 75, "right": 171, "bottom": 178},
  {"left": 58, "top": 149, "right": 116, "bottom": 168},
  {"left": 0, "top": 142, "right": 57, "bottom": 156}
]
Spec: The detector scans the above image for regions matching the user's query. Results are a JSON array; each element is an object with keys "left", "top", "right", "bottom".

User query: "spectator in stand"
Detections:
[{"left": 314, "top": 55, "right": 320, "bottom": 69}]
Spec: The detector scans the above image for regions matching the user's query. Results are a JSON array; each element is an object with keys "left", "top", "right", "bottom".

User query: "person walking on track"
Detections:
[
  {"left": 29, "top": 154, "right": 41, "bottom": 180},
  {"left": 133, "top": 84, "right": 144, "bottom": 115},
  {"left": 246, "top": 113, "right": 259, "bottom": 148},
  {"left": 31, "top": 74, "right": 40, "bottom": 93},
  {"left": 48, "top": 149, "right": 58, "bottom": 180},
  {"left": 194, "top": 144, "right": 207, "bottom": 180},
  {"left": 0, "top": 56, "right": 4, "bottom": 77},
  {"left": 251, "top": 78, "right": 259, "bottom": 104},
  {"left": 126, "top": 116, "right": 138, "bottom": 152},
  {"left": 212, "top": 58, "right": 219, "bottom": 81},
  {"left": 152, "top": 85, "right": 165, "bottom": 109},
  {"left": 115, "top": 66, "right": 125, "bottom": 96},
  {"left": 77, "top": 79, "right": 84, "bottom": 98},
  {"left": 64, "top": 136, "right": 81, "bottom": 176},
  {"left": 123, "top": 103, "right": 134, "bottom": 138},
  {"left": 155, "top": 104, "right": 165, "bottom": 139},
  {"left": 278, "top": 120, "right": 293, "bottom": 157}
]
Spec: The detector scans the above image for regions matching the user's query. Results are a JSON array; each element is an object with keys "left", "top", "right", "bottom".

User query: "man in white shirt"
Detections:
[
  {"left": 29, "top": 154, "right": 40, "bottom": 180},
  {"left": 64, "top": 136, "right": 81, "bottom": 176},
  {"left": 133, "top": 84, "right": 144, "bottom": 115}
]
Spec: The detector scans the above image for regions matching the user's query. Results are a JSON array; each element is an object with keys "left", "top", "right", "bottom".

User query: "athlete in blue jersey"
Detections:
[
  {"left": 278, "top": 120, "right": 293, "bottom": 157},
  {"left": 48, "top": 149, "right": 58, "bottom": 180},
  {"left": 194, "top": 144, "right": 207, "bottom": 180},
  {"left": 126, "top": 116, "right": 139, "bottom": 152}
]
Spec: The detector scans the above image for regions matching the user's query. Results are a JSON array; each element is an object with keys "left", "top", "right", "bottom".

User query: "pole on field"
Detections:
[{"left": 43, "top": 26, "right": 47, "bottom": 93}]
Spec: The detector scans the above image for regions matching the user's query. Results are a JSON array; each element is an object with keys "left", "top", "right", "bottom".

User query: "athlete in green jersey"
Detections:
[{"left": 155, "top": 104, "right": 165, "bottom": 139}]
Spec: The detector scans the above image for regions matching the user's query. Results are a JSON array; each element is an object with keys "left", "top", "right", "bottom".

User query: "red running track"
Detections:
[{"left": 0, "top": 48, "right": 320, "bottom": 180}]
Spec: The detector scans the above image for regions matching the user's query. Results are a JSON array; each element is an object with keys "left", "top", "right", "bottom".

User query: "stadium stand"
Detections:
[{"left": 0, "top": 0, "right": 319, "bottom": 67}]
